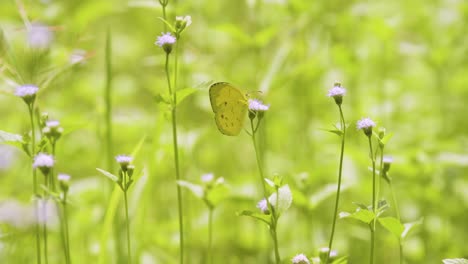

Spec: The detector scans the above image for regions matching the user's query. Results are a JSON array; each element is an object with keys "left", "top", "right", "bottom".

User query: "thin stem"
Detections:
[
  {"left": 58, "top": 203, "right": 68, "bottom": 263},
  {"left": 28, "top": 103, "right": 41, "bottom": 264},
  {"left": 64, "top": 199, "right": 71, "bottom": 264},
  {"left": 43, "top": 176, "right": 49, "bottom": 264},
  {"left": 124, "top": 189, "right": 132, "bottom": 264},
  {"left": 162, "top": 4, "right": 167, "bottom": 32},
  {"left": 208, "top": 208, "right": 213, "bottom": 264},
  {"left": 368, "top": 136, "right": 376, "bottom": 264},
  {"left": 389, "top": 181, "right": 403, "bottom": 264},
  {"left": 250, "top": 118, "right": 267, "bottom": 197},
  {"left": 326, "top": 105, "right": 346, "bottom": 263},
  {"left": 105, "top": 28, "right": 113, "bottom": 171},
  {"left": 50, "top": 143, "right": 57, "bottom": 191},
  {"left": 165, "top": 43, "right": 184, "bottom": 264},
  {"left": 270, "top": 225, "right": 280, "bottom": 264}
]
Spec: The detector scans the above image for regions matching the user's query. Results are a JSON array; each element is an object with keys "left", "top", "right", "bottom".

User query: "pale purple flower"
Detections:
[
  {"left": 327, "top": 85, "right": 346, "bottom": 97},
  {"left": 155, "top": 32, "right": 176, "bottom": 47},
  {"left": 201, "top": 173, "right": 214, "bottom": 183},
  {"left": 357, "top": 117, "right": 376, "bottom": 137},
  {"left": 58, "top": 173, "right": 71, "bottom": 183},
  {"left": 115, "top": 155, "right": 133, "bottom": 165},
  {"left": 33, "top": 153, "right": 54, "bottom": 169},
  {"left": 291, "top": 253, "right": 310, "bottom": 264},
  {"left": 46, "top": 120, "right": 60, "bottom": 128},
  {"left": 357, "top": 117, "right": 376, "bottom": 130},
  {"left": 256, "top": 198, "right": 269, "bottom": 214},
  {"left": 27, "top": 23, "right": 53, "bottom": 49},
  {"left": 248, "top": 99, "right": 269, "bottom": 112},
  {"left": 15, "top": 85, "right": 39, "bottom": 104},
  {"left": 383, "top": 156, "right": 393, "bottom": 164}
]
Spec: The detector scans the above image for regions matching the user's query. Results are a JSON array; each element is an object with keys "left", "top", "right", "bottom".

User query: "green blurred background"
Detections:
[{"left": 1, "top": 0, "right": 468, "bottom": 263}]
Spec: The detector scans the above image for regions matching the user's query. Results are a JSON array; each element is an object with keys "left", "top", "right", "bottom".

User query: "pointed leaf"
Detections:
[
  {"left": 157, "top": 17, "right": 176, "bottom": 33},
  {"left": 96, "top": 168, "right": 119, "bottom": 183},
  {"left": 176, "top": 180, "right": 203, "bottom": 199},
  {"left": 340, "top": 208, "right": 375, "bottom": 224},
  {"left": 175, "top": 87, "right": 198, "bottom": 106},
  {"left": 237, "top": 210, "right": 271, "bottom": 225},
  {"left": 264, "top": 178, "right": 275, "bottom": 188},
  {"left": 332, "top": 256, "right": 348, "bottom": 264},
  {"left": 379, "top": 217, "right": 404, "bottom": 238},
  {"left": 0, "top": 130, "right": 23, "bottom": 143},
  {"left": 442, "top": 259, "right": 468, "bottom": 264},
  {"left": 401, "top": 218, "right": 423, "bottom": 240},
  {"left": 268, "top": 184, "right": 292, "bottom": 217}
]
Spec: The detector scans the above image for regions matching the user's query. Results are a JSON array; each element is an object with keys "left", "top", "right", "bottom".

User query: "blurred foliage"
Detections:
[{"left": 1, "top": 0, "right": 468, "bottom": 263}]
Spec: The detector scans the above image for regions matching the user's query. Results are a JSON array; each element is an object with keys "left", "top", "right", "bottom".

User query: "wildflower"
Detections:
[
  {"left": 327, "top": 82, "right": 346, "bottom": 106},
  {"left": 175, "top": 15, "right": 192, "bottom": 33},
  {"left": 382, "top": 155, "right": 393, "bottom": 176},
  {"left": 201, "top": 173, "right": 214, "bottom": 183},
  {"left": 58, "top": 173, "right": 71, "bottom": 193},
  {"left": 248, "top": 99, "right": 269, "bottom": 112},
  {"left": 291, "top": 253, "right": 310, "bottom": 264},
  {"left": 33, "top": 153, "right": 54, "bottom": 175},
  {"left": 15, "top": 84, "right": 39, "bottom": 105},
  {"left": 115, "top": 155, "right": 133, "bottom": 172},
  {"left": 43, "top": 120, "right": 63, "bottom": 142},
  {"left": 256, "top": 198, "right": 269, "bottom": 214},
  {"left": 357, "top": 117, "right": 376, "bottom": 137},
  {"left": 155, "top": 32, "right": 176, "bottom": 54},
  {"left": 27, "top": 23, "right": 53, "bottom": 49}
]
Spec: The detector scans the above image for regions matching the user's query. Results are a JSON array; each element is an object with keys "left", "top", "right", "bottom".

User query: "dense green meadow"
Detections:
[{"left": 1, "top": 0, "right": 468, "bottom": 263}]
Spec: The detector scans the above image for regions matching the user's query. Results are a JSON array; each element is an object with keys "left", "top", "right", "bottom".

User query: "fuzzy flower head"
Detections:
[
  {"left": 327, "top": 81, "right": 346, "bottom": 105},
  {"left": 27, "top": 23, "right": 53, "bottom": 49},
  {"left": 256, "top": 198, "right": 270, "bottom": 214},
  {"left": 155, "top": 32, "right": 176, "bottom": 54},
  {"left": 383, "top": 155, "right": 393, "bottom": 175},
  {"left": 357, "top": 117, "right": 376, "bottom": 137},
  {"left": 201, "top": 173, "right": 214, "bottom": 183},
  {"left": 43, "top": 120, "right": 63, "bottom": 141},
  {"left": 175, "top": 15, "right": 192, "bottom": 33},
  {"left": 115, "top": 154, "right": 133, "bottom": 172},
  {"left": 33, "top": 153, "right": 54, "bottom": 176},
  {"left": 291, "top": 253, "right": 310, "bottom": 264},
  {"left": 58, "top": 173, "right": 71, "bottom": 193},
  {"left": 15, "top": 84, "right": 39, "bottom": 105}
]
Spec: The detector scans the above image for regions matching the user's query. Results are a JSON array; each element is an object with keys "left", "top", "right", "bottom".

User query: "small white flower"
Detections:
[
  {"left": 27, "top": 23, "right": 53, "bottom": 49},
  {"left": 357, "top": 117, "right": 376, "bottom": 130},
  {"left": 291, "top": 253, "right": 310, "bottom": 264},
  {"left": 46, "top": 120, "right": 60, "bottom": 128},
  {"left": 15, "top": 84, "right": 39, "bottom": 98},
  {"left": 201, "top": 173, "right": 214, "bottom": 183},
  {"left": 383, "top": 156, "right": 393, "bottom": 164},
  {"left": 33, "top": 153, "right": 54, "bottom": 169},
  {"left": 176, "top": 15, "right": 192, "bottom": 28},
  {"left": 256, "top": 198, "right": 269, "bottom": 213},
  {"left": 155, "top": 32, "right": 176, "bottom": 47},
  {"left": 115, "top": 155, "right": 133, "bottom": 165},
  {"left": 327, "top": 85, "right": 346, "bottom": 97},
  {"left": 248, "top": 99, "right": 269, "bottom": 111},
  {"left": 58, "top": 173, "right": 71, "bottom": 182}
]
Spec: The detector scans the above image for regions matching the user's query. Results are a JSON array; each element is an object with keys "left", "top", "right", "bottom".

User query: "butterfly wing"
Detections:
[{"left": 209, "top": 82, "right": 247, "bottom": 136}]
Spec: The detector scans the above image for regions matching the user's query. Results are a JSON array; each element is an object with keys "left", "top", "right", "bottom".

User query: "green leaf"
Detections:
[
  {"left": 380, "top": 132, "right": 394, "bottom": 145},
  {"left": 176, "top": 180, "right": 204, "bottom": 199},
  {"left": 96, "top": 168, "right": 119, "bottom": 183},
  {"left": 379, "top": 217, "right": 404, "bottom": 238},
  {"left": 0, "top": 130, "right": 23, "bottom": 143},
  {"left": 157, "top": 17, "right": 176, "bottom": 33},
  {"left": 401, "top": 218, "right": 423, "bottom": 240},
  {"left": 264, "top": 178, "right": 275, "bottom": 188},
  {"left": 340, "top": 208, "right": 375, "bottom": 224},
  {"left": 332, "top": 256, "right": 348, "bottom": 264},
  {"left": 353, "top": 202, "right": 369, "bottom": 210},
  {"left": 268, "top": 184, "right": 292, "bottom": 217},
  {"left": 175, "top": 87, "right": 198, "bottom": 106},
  {"left": 442, "top": 259, "right": 468, "bottom": 264},
  {"left": 237, "top": 210, "right": 271, "bottom": 225}
]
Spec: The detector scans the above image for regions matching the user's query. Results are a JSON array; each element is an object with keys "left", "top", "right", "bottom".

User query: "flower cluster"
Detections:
[
  {"left": 155, "top": 32, "right": 176, "bottom": 54},
  {"left": 291, "top": 253, "right": 310, "bottom": 264},
  {"left": 15, "top": 84, "right": 39, "bottom": 105},
  {"left": 357, "top": 117, "right": 376, "bottom": 137}
]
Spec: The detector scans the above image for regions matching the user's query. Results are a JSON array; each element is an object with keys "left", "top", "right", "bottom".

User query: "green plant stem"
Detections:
[
  {"left": 28, "top": 103, "right": 41, "bottom": 264},
  {"left": 105, "top": 28, "right": 113, "bottom": 171},
  {"left": 50, "top": 143, "right": 57, "bottom": 191},
  {"left": 250, "top": 119, "right": 267, "bottom": 197},
  {"left": 325, "top": 105, "right": 346, "bottom": 263},
  {"left": 123, "top": 189, "right": 132, "bottom": 264},
  {"left": 43, "top": 176, "right": 49, "bottom": 264},
  {"left": 368, "top": 136, "right": 376, "bottom": 264},
  {"left": 62, "top": 196, "right": 71, "bottom": 264},
  {"left": 250, "top": 119, "right": 280, "bottom": 263},
  {"left": 208, "top": 208, "right": 213, "bottom": 264},
  {"left": 164, "top": 45, "right": 184, "bottom": 264},
  {"left": 389, "top": 181, "right": 403, "bottom": 264}
]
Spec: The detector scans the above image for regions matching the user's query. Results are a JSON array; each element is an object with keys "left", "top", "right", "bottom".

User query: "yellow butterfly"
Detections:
[{"left": 209, "top": 82, "right": 248, "bottom": 136}]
